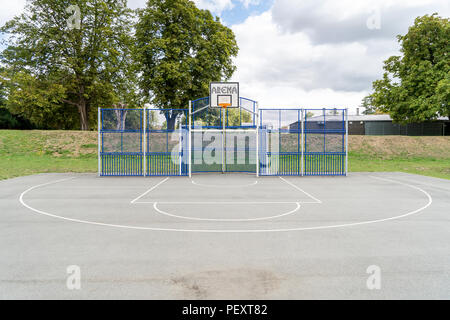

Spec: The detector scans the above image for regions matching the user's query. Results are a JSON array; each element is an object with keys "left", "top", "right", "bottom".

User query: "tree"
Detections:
[
  {"left": 0, "top": 79, "right": 5, "bottom": 107},
  {"left": 227, "top": 108, "right": 252, "bottom": 126},
  {"left": 135, "top": 0, "right": 238, "bottom": 130},
  {"left": 366, "top": 14, "right": 449, "bottom": 123},
  {"left": 306, "top": 111, "right": 315, "bottom": 118},
  {"left": 361, "top": 96, "right": 377, "bottom": 115},
  {"left": 0, "top": 0, "right": 136, "bottom": 130},
  {"left": 0, "top": 77, "right": 34, "bottom": 129}
]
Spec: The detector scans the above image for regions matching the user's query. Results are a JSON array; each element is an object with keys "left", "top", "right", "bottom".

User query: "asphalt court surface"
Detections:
[{"left": 0, "top": 172, "right": 449, "bottom": 298}]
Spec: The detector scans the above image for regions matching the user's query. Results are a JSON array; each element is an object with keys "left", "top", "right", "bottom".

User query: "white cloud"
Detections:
[
  {"left": 0, "top": 0, "right": 26, "bottom": 27},
  {"left": 193, "top": 0, "right": 262, "bottom": 15},
  {"left": 127, "top": 0, "right": 147, "bottom": 10},
  {"left": 231, "top": 12, "right": 391, "bottom": 111},
  {"left": 193, "top": 0, "right": 234, "bottom": 14},
  {"left": 230, "top": 0, "right": 449, "bottom": 112},
  {"left": 272, "top": 0, "right": 450, "bottom": 43},
  {"left": 240, "top": 0, "right": 262, "bottom": 9}
]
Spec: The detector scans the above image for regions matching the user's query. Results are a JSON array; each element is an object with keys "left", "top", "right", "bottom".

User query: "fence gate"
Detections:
[{"left": 190, "top": 97, "right": 258, "bottom": 174}]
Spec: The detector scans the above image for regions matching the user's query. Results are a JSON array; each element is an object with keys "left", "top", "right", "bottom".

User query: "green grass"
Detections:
[
  {"left": 349, "top": 153, "right": 450, "bottom": 180},
  {"left": 0, "top": 130, "right": 97, "bottom": 180},
  {"left": 0, "top": 154, "right": 96, "bottom": 180},
  {"left": 0, "top": 130, "right": 449, "bottom": 180}
]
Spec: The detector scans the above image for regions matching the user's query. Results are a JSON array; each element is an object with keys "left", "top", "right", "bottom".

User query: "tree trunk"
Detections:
[
  {"left": 114, "top": 106, "right": 128, "bottom": 130},
  {"left": 166, "top": 113, "right": 178, "bottom": 130},
  {"left": 78, "top": 98, "right": 89, "bottom": 131}
]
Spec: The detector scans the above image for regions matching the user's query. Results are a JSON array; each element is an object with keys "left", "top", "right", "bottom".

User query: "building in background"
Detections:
[{"left": 290, "top": 109, "right": 449, "bottom": 136}]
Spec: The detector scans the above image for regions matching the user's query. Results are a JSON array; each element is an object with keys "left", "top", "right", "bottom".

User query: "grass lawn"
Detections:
[
  {"left": 350, "top": 154, "right": 450, "bottom": 180},
  {"left": 0, "top": 130, "right": 449, "bottom": 180},
  {"left": 349, "top": 135, "right": 450, "bottom": 180},
  {"left": 0, "top": 155, "right": 96, "bottom": 180},
  {"left": 0, "top": 130, "right": 97, "bottom": 180}
]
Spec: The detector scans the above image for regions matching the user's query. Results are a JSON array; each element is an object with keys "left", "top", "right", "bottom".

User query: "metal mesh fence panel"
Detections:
[
  {"left": 146, "top": 109, "right": 188, "bottom": 176},
  {"left": 99, "top": 106, "right": 348, "bottom": 177},
  {"left": 259, "top": 109, "right": 301, "bottom": 175},
  {"left": 225, "top": 130, "right": 257, "bottom": 172},
  {"left": 304, "top": 109, "right": 346, "bottom": 175},
  {"left": 191, "top": 131, "right": 223, "bottom": 173},
  {"left": 192, "top": 97, "right": 257, "bottom": 128},
  {"left": 100, "top": 109, "right": 143, "bottom": 176}
]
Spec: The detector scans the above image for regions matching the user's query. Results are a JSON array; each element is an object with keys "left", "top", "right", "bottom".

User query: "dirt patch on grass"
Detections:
[
  {"left": 1, "top": 131, "right": 449, "bottom": 160},
  {"left": 0, "top": 130, "right": 97, "bottom": 157},
  {"left": 40, "top": 131, "right": 97, "bottom": 157}
]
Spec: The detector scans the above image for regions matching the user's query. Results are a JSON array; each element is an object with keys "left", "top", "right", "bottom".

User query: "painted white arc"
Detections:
[{"left": 153, "top": 202, "right": 301, "bottom": 222}]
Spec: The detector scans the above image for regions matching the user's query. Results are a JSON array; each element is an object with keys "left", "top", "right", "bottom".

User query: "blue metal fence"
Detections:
[
  {"left": 146, "top": 108, "right": 189, "bottom": 176},
  {"left": 259, "top": 108, "right": 347, "bottom": 176},
  {"left": 99, "top": 106, "right": 347, "bottom": 177},
  {"left": 99, "top": 108, "right": 188, "bottom": 176},
  {"left": 99, "top": 108, "right": 143, "bottom": 176},
  {"left": 190, "top": 97, "right": 257, "bottom": 174},
  {"left": 192, "top": 97, "right": 256, "bottom": 129},
  {"left": 303, "top": 108, "right": 347, "bottom": 176}
]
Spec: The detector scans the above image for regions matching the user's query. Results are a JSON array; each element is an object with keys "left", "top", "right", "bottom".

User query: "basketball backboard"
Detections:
[{"left": 210, "top": 82, "right": 239, "bottom": 108}]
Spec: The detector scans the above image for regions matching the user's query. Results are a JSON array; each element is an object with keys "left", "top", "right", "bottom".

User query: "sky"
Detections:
[{"left": 1, "top": 0, "right": 449, "bottom": 113}]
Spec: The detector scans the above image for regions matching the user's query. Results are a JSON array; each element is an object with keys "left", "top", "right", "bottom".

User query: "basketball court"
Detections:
[
  {"left": 1, "top": 82, "right": 449, "bottom": 299},
  {"left": 1, "top": 171, "right": 449, "bottom": 299}
]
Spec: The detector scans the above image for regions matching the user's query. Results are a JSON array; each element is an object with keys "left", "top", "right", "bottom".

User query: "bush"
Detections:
[{"left": 0, "top": 108, "right": 34, "bottom": 129}]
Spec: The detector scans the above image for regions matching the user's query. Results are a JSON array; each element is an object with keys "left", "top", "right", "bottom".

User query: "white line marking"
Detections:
[
  {"left": 279, "top": 177, "right": 322, "bottom": 203},
  {"left": 130, "top": 177, "right": 169, "bottom": 204},
  {"left": 19, "top": 175, "right": 433, "bottom": 233},
  {"left": 191, "top": 180, "right": 258, "bottom": 188},
  {"left": 153, "top": 202, "right": 300, "bottom": 221},
  {"left": 134, "top": 201, "right": 318, "bottom": 204},
  {"left": 386, "top": 176, "right": 450, "bottom": 193}
]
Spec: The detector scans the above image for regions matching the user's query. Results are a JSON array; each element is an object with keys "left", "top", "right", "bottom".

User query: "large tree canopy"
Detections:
[
  {"left": 135, "top": 0, "right": 238, "bottom": 129},
  {"left": 367, "top": 14, "right": 449, "bottom": 123},
  {"left": 0, "top": 0, "right": 137, "bottom": 130}
]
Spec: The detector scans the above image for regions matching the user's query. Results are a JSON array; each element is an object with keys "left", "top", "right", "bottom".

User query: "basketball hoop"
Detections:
[{"left": 219, "top": 103, "right": 231, "bottom": 109}]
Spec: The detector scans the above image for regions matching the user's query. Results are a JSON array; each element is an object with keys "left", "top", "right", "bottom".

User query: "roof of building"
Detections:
[{"left": 305, "top": 114, "right": 449, "bottom": 122}]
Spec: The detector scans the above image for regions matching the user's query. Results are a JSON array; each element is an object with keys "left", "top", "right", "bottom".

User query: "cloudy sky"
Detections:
[{"left": 1, "top": 0, "right": 449, "bottom": 113}]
